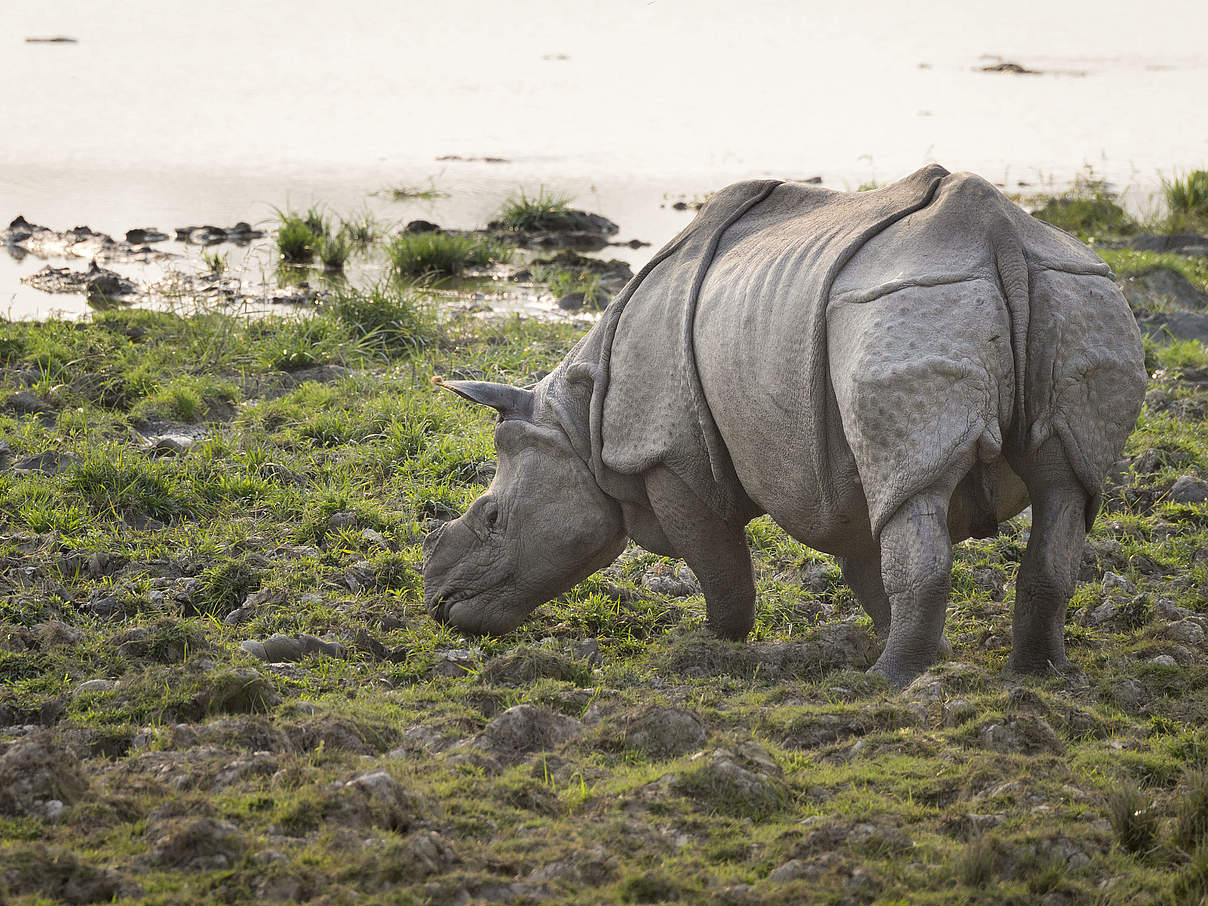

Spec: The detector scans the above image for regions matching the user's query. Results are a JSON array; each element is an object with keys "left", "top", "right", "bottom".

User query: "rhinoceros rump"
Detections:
[{"left": 422, "top": 165, "right": 1146, "bottom": 685}]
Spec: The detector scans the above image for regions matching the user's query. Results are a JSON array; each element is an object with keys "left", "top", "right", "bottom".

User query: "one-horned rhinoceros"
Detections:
[{"left": 423, "top": 164, "right": 1146, "bottom": 684}]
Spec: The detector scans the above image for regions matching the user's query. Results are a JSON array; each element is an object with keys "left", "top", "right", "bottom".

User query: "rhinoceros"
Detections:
[{"left": 422, "top": 164, "right": 1146, "bottom": 684}]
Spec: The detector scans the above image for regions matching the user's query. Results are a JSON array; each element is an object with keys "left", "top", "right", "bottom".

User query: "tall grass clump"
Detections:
[
  {"left": 1106, "top": 783, "right": 1157, "bottom": 855},
  {"left": 1031, "top": 172, "right": 1137, "bottom": 238},
  {"left": 329, "top": 283, "right": 438, "bottom": 356},
  {"left": 386, "top": 232, "right": 509, "bottom": 278},
  {"left": 276, "top": 213, "right": 318, "bottom": 263},
  {"left": 319, "top": 232, "right": 351, "bottom": 272},
  {"left": 1174, "top": 770, "right": 1208, "bottom": 853},
  {"left": 340, "top": 210, "right": 381, "bottom": 248},
  {"left": 496, "top": 188, "right": 574, "bottom": 231},
  {"left": 1163, "top": 170, "right": 1208, "bottom": 226}
]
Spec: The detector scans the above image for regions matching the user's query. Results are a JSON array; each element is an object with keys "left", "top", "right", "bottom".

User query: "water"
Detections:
[{"left": 3, "top": 0, "right": 1206, "bottom": 318}]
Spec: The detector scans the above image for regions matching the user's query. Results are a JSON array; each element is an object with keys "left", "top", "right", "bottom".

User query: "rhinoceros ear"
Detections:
[{"left": 431, "top": 376, "right": 535, "bottom": 419}]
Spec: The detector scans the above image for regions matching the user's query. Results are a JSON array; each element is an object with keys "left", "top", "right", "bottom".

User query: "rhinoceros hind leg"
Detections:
[
  {"left": 644, "top": 465, "right": 756, "bottom": 641},
  {"left": 1006, "top": 439, "right": 1087, "bottom": 674},
  {"left": 839, "top": 550, "right": 891, "bottom": 636},
  {"left": 870, "top": 488, "right": 955, "bottom": 685}
]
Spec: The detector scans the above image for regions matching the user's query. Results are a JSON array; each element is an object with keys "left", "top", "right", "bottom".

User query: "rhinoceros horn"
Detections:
[{"left": 431, "top": 376, "right": 535, "bottom": 419}]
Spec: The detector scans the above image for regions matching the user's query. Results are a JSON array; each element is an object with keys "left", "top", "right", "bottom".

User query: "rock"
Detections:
[
  {"left": 572, "top": 638, "right": 601, "bottom": 666},
  {"left": 12, "top": 450, "right": 77, "bottom": 474},
  {"left": 1164, "top": 619, "right": 1206, "bottom": 645},
  {"left": 245, "top": 633, "right": 346, "bottom": 662},
  {"left": 642, "top": 565, "right": 701, "bottom": 597},
  {"left": 240, "top": 639, "right": 268, "bottom": 659},
  {"left": 328, "top": 770, "right": 425, "bottom": 831},
  {"left": 433, "top": 648, "right": 479, "bottom": 677},
  {"left": 767, "top": 858, "right": 811, "bottom": 882},
  {"left": 1140, "top": 311, "right": 1208, "bottom": 345},
  {"left": 124, "top": 228, "right": 169, "bottom": 244},
  {"left": 980, "top": 61, "right": 1040, "bottom": 74},
  {"left": 1123, "top": 267, "right": 1208, "bottom": 311},
  {"left": 0, "top": 739, "right": 88, "bottom": 817},
  {"left": 675, "top": 744, "right": 786, "bottom": 817},
  {"left": 1127, "top": 233, "right": 1208, "bottom": 257},
  {"left": 557, "top": 291, "right": 586, "bottom": 311},
  {"left": 144, "top": 434, "right": 192, "bottom": 457},
  {"left": 1, "top": 845, "right": 130, "bottom": 905},
  {"left": 1151, "top": 654, "right": 1178, "bottom": 667},
  {"left": 943, "top": 699, "right": 978, "bottom": 727},
  {"left": 3, "top": 391, "right": 54, "bottom": 416},
  {"left": 479, "top": 648, "right": 581, "bottom": 684},
  {"left": 73, "top": 679, "right": 115, "bottom": 696},
  {"left": 1171, "top": 475, "right": 1208, "bottom": 504},
  {"left": 469, "top": 705, "right": 582, "bottom": 761},
  {"left": 145, "top": 817, "right": 246, "bottom": 870},
  {"left": 1112, "top": 678, "right": 1148, "bottom": 712},
  {"left": 405, "top": 220, "right": 441, "bottom": 233},
  {"left": 624, "top": 706, "right": 707, "bottom": 758},
  {"left": 977, "top": 715, "right": 1063, "bottom": 754}
]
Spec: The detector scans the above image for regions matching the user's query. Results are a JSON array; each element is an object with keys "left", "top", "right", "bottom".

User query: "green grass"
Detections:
[
  {"left": 1164, "top": 170, "right": 1208, "bottom": 219},
  {"left": 385, "top": 231, "right": 510, "bottom": 278},
  {"left": 276, "top": 214, "right": 318, "bottom": 263},
  {"left": 496, "top": 187, "right": 575, "bottom": 231},
  {"left": 386, "top": 181, "right": 447, "bottom": 201},
  {"left": 318, "top": 232, "right": 351, "bottom": 272},
  {"left": 6, "top": 206, "right": 1208, "bottom": 904},
  {"left": 1031, "top": 173, "right": 1137, "bottom": 238}
]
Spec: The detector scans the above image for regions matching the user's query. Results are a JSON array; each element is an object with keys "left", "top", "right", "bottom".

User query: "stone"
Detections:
[
  {"left": 3, "top": 391, "right": 53, "bottom": 415},
  {"left": 1164, "top": 620, "right": 1206, "bottom": 645},
  {"left": 977, "top": 716, "right": 1064, "bottom": 754},
  {"left": 0, "top": 739, "right": 88, "bottom": 817},
  {"left": 12, "top": 450, "right": 78, "bottom": 474},
  {"left": 145, "top": 817, "right": 246, "bottom": 870},
  {"left": 1171, "top": 475, "right": 1208, "bottom": 504},
  {"left": 1151, "top": 654, "right": 1178, "bottom": 668},
  {"left": 557, "top": 291, "right": 586, "bottom": 311},
  {"left": 624, "top": 706, "right": 707, "bottom": 758},
  {"left": 73, "top": 679, "right": 115, "bottom": 696},
  {"left": 470, "top": 705, "right": 582, "bottom": 760}
]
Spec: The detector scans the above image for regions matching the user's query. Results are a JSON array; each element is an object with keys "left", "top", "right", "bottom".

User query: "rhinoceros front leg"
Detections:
[
  {"left": 1007, "top": 439, "right": 1088, "bottom": 674},
  {"left": 871, "top": 488, "right": 954, "bottom": 685},
  {"left": 644, "top": 465, "right": 756, "bottom": 641}
]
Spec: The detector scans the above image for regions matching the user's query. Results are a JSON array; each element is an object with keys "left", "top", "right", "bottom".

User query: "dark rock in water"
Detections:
[
  {"left": 21, "top": 261, "right": 136, "bottom": 297},
  {"left": 25, "top": 36, "right": 79, "bottom": 43},
  {"left": 405, "top": 219, "right": 442, "bottom": 233},
  {"left": 1123, "top": 268, "right": 1208, "bottom": 312},
  {"left": 85, "top": 261, "right": 136, "bottom": 300},
  {"left": 1128, "top": 233, "right": 1208, "bottom": 257},
  {"left": 1138, "top": 311, "right": 1208, "bottom": 344},
  {"left": 175, "top": 223, "right": 265, "bottom": 244},
  {"left": 125, "top": 228, "right": 169, "bottom": 244},
  {"left": 557, "top": 291, "right": 586, "bottom": 311},
  {"left": 532, "top": 249, "right": 634, "bottom": 290},
  {"left": 980, "top": 61, "right": 1040, "bottom": 74}
]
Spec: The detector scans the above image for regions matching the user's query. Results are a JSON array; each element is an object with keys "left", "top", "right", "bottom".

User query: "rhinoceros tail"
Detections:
[{"left": 990, "top": 222, "right": 1031, "bottom": 453}]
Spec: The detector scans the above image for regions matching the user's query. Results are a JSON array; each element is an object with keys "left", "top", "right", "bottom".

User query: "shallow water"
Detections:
[{"left": 3, "top": 0, "right": 1206, "bottom": 318}]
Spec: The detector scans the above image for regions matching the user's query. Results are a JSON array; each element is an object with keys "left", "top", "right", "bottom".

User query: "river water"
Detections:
[{"left": 2, "top": 0, "right": 1206, "bottom": 318}]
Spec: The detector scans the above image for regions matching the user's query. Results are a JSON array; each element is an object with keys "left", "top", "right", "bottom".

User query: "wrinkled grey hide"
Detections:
[{"left": 423, "top": 164, "right": 1147, "bottom": 684}]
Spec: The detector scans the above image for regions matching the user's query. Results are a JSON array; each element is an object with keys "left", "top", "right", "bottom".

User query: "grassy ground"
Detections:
[{"left": 3, "top": 200, "right": 1208, "bottom": 903}]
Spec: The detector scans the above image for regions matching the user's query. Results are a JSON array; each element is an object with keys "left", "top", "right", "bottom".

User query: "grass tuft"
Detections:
[
  {"left": 386, "top": 231, "right": 509, "bottom": 278},
  {"left": 276, "top": 214, "right": 318, "bottom": 263},
  {"left": 1175, "top": 770, "right": 1208, "bottom": 853},
  {"left": 1164, "top": 170, "right": 1208, "bottom": 220},
  {"left": 497, "top": 187, "right": 575, "bottom": 231},
  {"left": 319, "top": 231, "right": 351, "bottom": 272},
  {"left": 1106, "top": 783, "right": 1157, "bottom": 854},
  {"left": 1031, "top": 172, "right": 1137, "bottom": 238}
]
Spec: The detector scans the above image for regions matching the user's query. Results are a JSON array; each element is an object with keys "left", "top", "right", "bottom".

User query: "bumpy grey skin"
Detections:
[{"left": 423, "top": 165, "right": 1147, "bottom": 685}]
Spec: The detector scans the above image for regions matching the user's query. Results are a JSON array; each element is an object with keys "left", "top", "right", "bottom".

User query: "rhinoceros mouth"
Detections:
[{"left": 426, "top": 572, "right": 515, "bottom": 627}]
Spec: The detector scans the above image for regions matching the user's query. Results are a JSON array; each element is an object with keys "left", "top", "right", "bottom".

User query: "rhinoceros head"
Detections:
[{"left": 422, "top": 377, "right": 626, "bottom": 635}]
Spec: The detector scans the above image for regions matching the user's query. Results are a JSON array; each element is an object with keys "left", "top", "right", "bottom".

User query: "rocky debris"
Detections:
[
  {"left": 22, "top": 260, "right": 137, "bottom": 298},
  {"left": 1170, "top": 475, "right": 1208, "bottom": 504},
  {"left": 659, "top": 623, "right": 879, "bottom": 679},
  {"left": 979, "top": 61, "right": 1040, "bottom": 74},
  {"left": 2, "top": 845, "right": 132, "bottom": 905},
  {"left": 174, "top": 222, "right": 265, "bottom": 244},
  {"left": 379, "top": 830, "right": 458, "bottom": 880},
  {"left": 1125, "top": 233, "right": 1208, "bottom": 257},
  {"left": 782, "top": 705, "right": 923, "bottom": 748},
  {"left": 623, "top": 706, "right": 707, "bottom": 758},
  {"left": 141, "top": 433, "right": 195, "bottom": 457},
  {"left": 405, "top": 219, "right": 441, "bottom": 233},
  {"left": 144, "top": 816, "right": 247, "bottom": 870},
  {"left": 466, "top": 705, "right": 583, "bottom": 763},
  {"left": 125, "top": 228, "right": 169, "bottom": 244},
  {"left": 1139, "top": 311, "right": 1208, "bottom": 345},
  {"left": 433, "top": 648, "right": 479, "bottom": 677},
  {"left": 5, "top": 391, "right": 55, "bottom": 417},
  {"left": 527, "top": 844, "right": 616, "bottom": 886},
  {"left": 195, "top": 668, "right": 281, "bottom": 715},
  {"left": 239, "top": 633, "right": 347, "bottom": 663},
  {"left": 73, "top": 678, "right": 116, "bottom": 696},
  {"left": 673, "top": 743, "right": 787, "bottom": 817},
  {"left": 286, "top": 715, "right": 383, "bottom": 754},
  {"left": 485, "top": 209, "right": 619, "bottom": 251},
  {"left": 556, "top": 291, "right": 588, "bottom": 311},
  {"left": 10, "top": 449, "right": 78, "bottom": 475},
  {"left": 976, "top": 714, "right": 1064, "bottom": 754},
  {"left": 1162, "top": 619, "right": 1206, "bottom": 645},
  {"left": 641, "top": 564, "right": 702, "bottom": 597},
  {"left": 1125, "top": 268, "right": 1208, "bottom": 311},
  {"left": 479, "top": 647, "right": 582, "bottom": 684},
  {"left": 529, "top": 249, "right": 634, "bottom": 291},
  {"left": 322, "top": 770, "right": 427, "bottom": 832},
  {"left": 0, "top": 738, "right": 88, "bottom": 817},
  {"left": 4, "top": 218, "right": 172, "bottom": 263}
]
